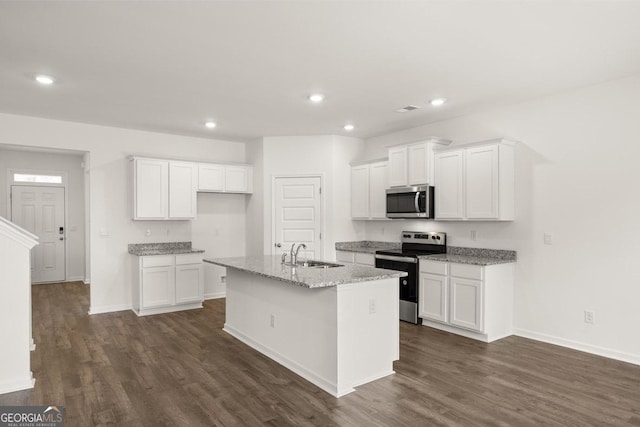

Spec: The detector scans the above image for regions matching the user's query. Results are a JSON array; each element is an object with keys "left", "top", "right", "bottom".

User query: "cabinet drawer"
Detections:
[
  {"left": 142, "top": 255, "right": 174, "bottom": 268},
  {"left": 420, "top": 260, "right": 447, "bottom": 275},
  {"left": 354, "top": 252, "right": 375, "bottom": 266},
  {"left": 176, "top": 253, "right": 203, "bottom": 265},
  {"left": 450, "top": 263, "right": 483, "bottom": 280}
]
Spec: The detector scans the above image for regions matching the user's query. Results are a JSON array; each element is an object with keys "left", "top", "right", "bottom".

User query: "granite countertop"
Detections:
[
  {"left": 204, "top": 256, "right": 407, "bottom": 289},
  {"left": 419, "top": 247, "right": 517, "bottom": 266},
  {"left": 335, "top": 241, "right": 401, "bottom": 254},
  {"left": 128, "top": 242, "right": 205, "bottom": 256}
]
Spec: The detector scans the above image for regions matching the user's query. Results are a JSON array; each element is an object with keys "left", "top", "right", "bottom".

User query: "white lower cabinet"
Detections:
[
  {"left": 335, "top": 250, "right": 375, "bottom": 267},
  {"left": 419, "top": 259, "right": 514, "bottom": 342},
  {"left": 132, "top": 253, "right": 204, "bottom": 316}
]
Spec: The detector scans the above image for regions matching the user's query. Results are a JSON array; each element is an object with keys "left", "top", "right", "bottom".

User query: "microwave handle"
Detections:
[{"left": 414, "top": 192, "right": 420, "bottom": 213}]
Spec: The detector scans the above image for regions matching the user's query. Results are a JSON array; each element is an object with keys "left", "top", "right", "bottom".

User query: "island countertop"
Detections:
[{"left": 205, "top": 256, "right": 407, "bottom": 289}]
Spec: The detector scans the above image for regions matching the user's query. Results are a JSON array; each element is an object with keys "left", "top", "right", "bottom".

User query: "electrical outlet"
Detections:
[
  {"left": 369, "top": 298, "right": 377, "bottom": 314},
  {"left": 220, "top": 275, "right": 226, "bottom": 284},
  {"left": 470, "top": 230, "right": 477, "bottom": 241},
  {"left": 270, "top": 314, "right": 275, "bottom": 328},
  {"left": 584, "top": 310, "right": 595, "bottom": 324},
  {"left": 145, "top": 229, "right": 151, "bottom": 236},
  {"left": 544, "top": 232, "right": 553, "bottom": 245}
]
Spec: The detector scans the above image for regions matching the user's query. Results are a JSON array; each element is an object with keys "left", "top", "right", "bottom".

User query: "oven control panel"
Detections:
[{"left": 401, "top": 231, "right": 446, "bottom": 245}]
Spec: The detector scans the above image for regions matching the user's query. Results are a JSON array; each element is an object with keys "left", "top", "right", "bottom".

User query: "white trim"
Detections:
[
  {"left": 88, "top": 304, "right": 131, "bottom": 315},
  {"left": 271, "top": 174, "right": 325, "bottom": 259},
  {"left": 204, "top": 291, "right": 226, "bottom": 300},
  {"left": 132, "top": 302, "right": 203, "bottom": 317},
  {"left": 66, "top": 275, "right": 85, "bottom": 282},
  {"left": 223, "top": 323, "right": 353, "bottom": 398},
  {"left": 0, "top": 216, "right": 38, "bottom": 248},
  {"left": 30, "top": 338, "right": 36, "bottom": 351},
  {"left": 0, "top": 372, "right": 35, "bottom": 395},
  {"left": 514, "top": 328, "right": 640, "bottom": 366}
]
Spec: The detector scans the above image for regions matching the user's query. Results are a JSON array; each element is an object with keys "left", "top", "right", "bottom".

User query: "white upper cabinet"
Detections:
[
  {"left": 198, "top": 163, "right": 253, "bottom": 194},
  {"left": 387, "top": 138, "right": 451, "bottom": 188},
  {"left": 434, "top": 149, "right": 465, "bottom": 219},
  {"left": 133, "top": 158, "right": 169, "bottom": 219},
  {"left": 350, "top": 160, "right": 388, "bottom": 220},
  {"left": 169, "top": 161, "right": 198, "bottom": 219},
  {"left": 434, "top": 139, "right": 515, "bottom": 221},
  {"left": 133, "top": 158, "right": 197, "bottom": 220}
]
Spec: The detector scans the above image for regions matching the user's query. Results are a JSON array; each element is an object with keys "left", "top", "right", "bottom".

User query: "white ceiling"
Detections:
[{"left": 1, "top": 1, "right": 640, "bottom": 142}]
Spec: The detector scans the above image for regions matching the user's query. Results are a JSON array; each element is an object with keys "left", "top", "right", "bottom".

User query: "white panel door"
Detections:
[
  {"left": 11, "top": 185, "right": 65, "bottom": 283},
  {"left": 449, "top": 277, "right": 483, "bottom": 332},
  {"left": 169, "top": 161, "right": 197, "bottom": 219},
  {"left": 273, "top": 176, "right": 322, "bottom": 260},
  {"left": 134, "top": 158, "right": 168, "bottom": 219},
  {"left": 466, "top": 145, "right": 499, "bottom": 219},
  {"left": 350, "top": 165, "right": 370, "bottom": 219},
  {"left": 419, "top": 273, "right": 448, "bottom": 323},
  {"left": 387, "top": 146, "right": 408, "bottom": 187},
  {"left": 225, "top": 166, "right": 250, "bottom": 193},
  {"left": 408, "top": 143, "right": 429, "bottom": 185},
  {"left": 434, "top": 150, "right": 465, "bottom": 219},
  {"left": 369, "top": 161, "right": 388, "bottom": 219}
]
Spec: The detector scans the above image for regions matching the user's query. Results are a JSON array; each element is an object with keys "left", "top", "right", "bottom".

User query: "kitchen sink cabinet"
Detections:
[
  {"left": 434, "top": 139, "right": 515, "bottom": 221},
  {"left": 132, "top": 253, "right": 204, "bottom": 316},
  {"left": 350, "top": 160, "right": 388, "bottom": 220},
  {"left": 387, "top": 138, "right": 452, "bottom": 188},
  {"left": 419, "top": 259, "right": 514, "bottom": 342},
  {"left": 132, "top": 157, "right": 197, "bottom": 220}
]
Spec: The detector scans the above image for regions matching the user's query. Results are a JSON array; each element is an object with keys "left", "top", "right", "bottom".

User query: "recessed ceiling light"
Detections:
[
  {"left": 35, "top": 74, "right": 55, "bottom": 85},
  {"left": 205, "top": 121, "right": 216, "bottom": 129},
  {"left": 308, "top": 94, "right": 325, "bottom": 103},
  {"left": 429, "top": 98, "right": 447, "bottom": 107},
  {"left": 344, "top": 124, "right": 355, "bottom": 131}
]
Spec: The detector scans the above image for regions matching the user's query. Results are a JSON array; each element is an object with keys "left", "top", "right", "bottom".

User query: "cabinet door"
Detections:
[
  {"left": 225, "top": 166, "right": 251, "bottom": 193},
  {"left": 336, "top": 251, "right": 355, "bottom": 264},
  {"left": 141, "top": 266, "right": 174, "bottom": 308},
  {"left": 408, "top": 143, "right": 429, "bottom": 185},
  {"left": 134, "top": 159, "right": 168, "bottom": 219},
  {"left": 198, "top": 163, "right": 225, "bottom": 192},
  {"left": 434, "top": 150, "right": 465, "bottom": 219},
  {"left": 175, "top": 264, "right": 203, "bottom": 304},
  {"left": 351, "top": 165, "right": 370, "bottom": 219},
  {"left": 369, "top": 162, "right": 388, "bottom": 219},
  {"left": 419, "top": 273, "right": 448, "bottom": 322},
  {"left": 354, "top": 252, "right": 375, "bottom": 267},
  {"left": 466, "top": 145, "right": 499, "bottom": 219},
  {"left": 169, "top": 161, "right": 198, "bottom": 219},
  {"left": 449, "top": 277, "right": 483, "bottom": 332},
  {"left": 388, "top": 146, "right": 408, "bottom": 187}
]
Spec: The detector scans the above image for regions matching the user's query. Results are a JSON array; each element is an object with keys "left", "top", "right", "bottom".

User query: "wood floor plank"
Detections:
[{"left": 0, "top": 281, "right": 638, "bottom": 426}]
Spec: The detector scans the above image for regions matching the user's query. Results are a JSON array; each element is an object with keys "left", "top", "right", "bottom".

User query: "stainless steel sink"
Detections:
[{"left": 283, "top": 260, "right": 344, "bottom": 269}]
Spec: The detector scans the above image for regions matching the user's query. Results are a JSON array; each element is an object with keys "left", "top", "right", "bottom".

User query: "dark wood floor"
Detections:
[{"left": 1, "top": 282, "right": 639, "bottom": 426}]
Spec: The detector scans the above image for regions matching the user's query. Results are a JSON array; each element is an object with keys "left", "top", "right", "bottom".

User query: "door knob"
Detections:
[
  {"left": 275, "top": 243, "right": 282, "bottom": 248},
  {"left": 59, "top": 237, "right": 64, "bottom": 241}
]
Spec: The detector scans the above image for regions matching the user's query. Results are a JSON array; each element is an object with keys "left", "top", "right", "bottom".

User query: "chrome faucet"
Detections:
[{"left": 290, "top": 243, "right": 307, "bottom": 265}]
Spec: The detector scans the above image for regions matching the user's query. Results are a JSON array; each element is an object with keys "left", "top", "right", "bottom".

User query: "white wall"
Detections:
[
  {"left": 0, "top": 148, "right": 86, "bottom": 281},
  {"left": 0, "top": 113, "right": 246, "bottom": 314},
  {"left": 259, "top": 135, "right": 364, "bottom": 260},
  {"left": 362, "top": 74, "right": 640, "bottom": 363}
]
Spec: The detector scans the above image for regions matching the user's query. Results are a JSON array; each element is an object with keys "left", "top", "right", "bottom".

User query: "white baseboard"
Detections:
[
  {"left": 514, "top": 328, "right": 640, "bottom": 366},
  {"left": 88, "top": 304, "right": 130, "bottom": 315},
  {"left": 0, "top": 373, "right": 35, "bottom": 395},
  {"left": 30, "top": 337, "right": 36, "bottom": 351},
  {"left": 205, "top": 291, "right": 226, "bottom": 300},
  {"left": 223, "top": 324, "right": 352, "bottom": 397},
  {"left": 66, "top": 275, "right": 85, "bottom": 282}
]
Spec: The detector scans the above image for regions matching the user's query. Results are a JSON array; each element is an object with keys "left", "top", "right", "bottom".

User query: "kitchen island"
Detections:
[{"left": 205, "top": 256, "right": 407, "bottom": 397}]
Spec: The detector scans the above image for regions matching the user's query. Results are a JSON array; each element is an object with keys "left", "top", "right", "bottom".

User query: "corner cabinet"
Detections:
[
  {"left": 387, "top": 138, "right": 452, "bottom": 188},
  {"left": 418, "top": 260, "right": 514, "bottom": 342},
  {"left": 350, "top": 160, "right": 388, "bottom": 220},
  {"left": 434, "top": 139, "right": 515, "bottom": 221},
  {"left": 131, "top": 253, "right": 204, "bottom": 316},
  {"left": 132, "top": 157, "right": 197, "bottom": 220}
]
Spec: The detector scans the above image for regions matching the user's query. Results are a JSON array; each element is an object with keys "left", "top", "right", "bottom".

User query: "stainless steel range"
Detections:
[{"left": 375, "top": 231, "right": 446, "bottom": 324}]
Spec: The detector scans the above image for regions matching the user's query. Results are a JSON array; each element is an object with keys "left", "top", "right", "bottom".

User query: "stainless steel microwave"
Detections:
[{"left": 386, "top": 185, "right": 434, "bottom": 219}]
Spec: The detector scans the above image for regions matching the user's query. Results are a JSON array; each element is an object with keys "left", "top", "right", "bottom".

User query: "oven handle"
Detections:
[{"left": 375, "top": 254, "right": 418, "bottom": 263}]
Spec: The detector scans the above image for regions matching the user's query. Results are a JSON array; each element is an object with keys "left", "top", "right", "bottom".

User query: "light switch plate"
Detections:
[{"left": 544, "top": 232, "right": 552, "bottom": 245}]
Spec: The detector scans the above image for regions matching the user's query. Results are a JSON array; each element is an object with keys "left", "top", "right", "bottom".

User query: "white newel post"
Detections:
[{"left": 0, "top": 216, "right": 38, "bottom": 394}]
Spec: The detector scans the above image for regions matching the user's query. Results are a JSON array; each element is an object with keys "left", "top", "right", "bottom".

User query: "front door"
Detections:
[
  {"left": 11, "top": 185, "right": 66, "bottom": 283},
  {"left": 273, "top": 176, "right": 322, "bottom": 260}
]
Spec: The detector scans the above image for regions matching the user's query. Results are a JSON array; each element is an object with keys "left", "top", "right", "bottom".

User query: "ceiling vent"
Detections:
[{"left": 395, "top": 105, "right": 421, "bottom": 113}]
